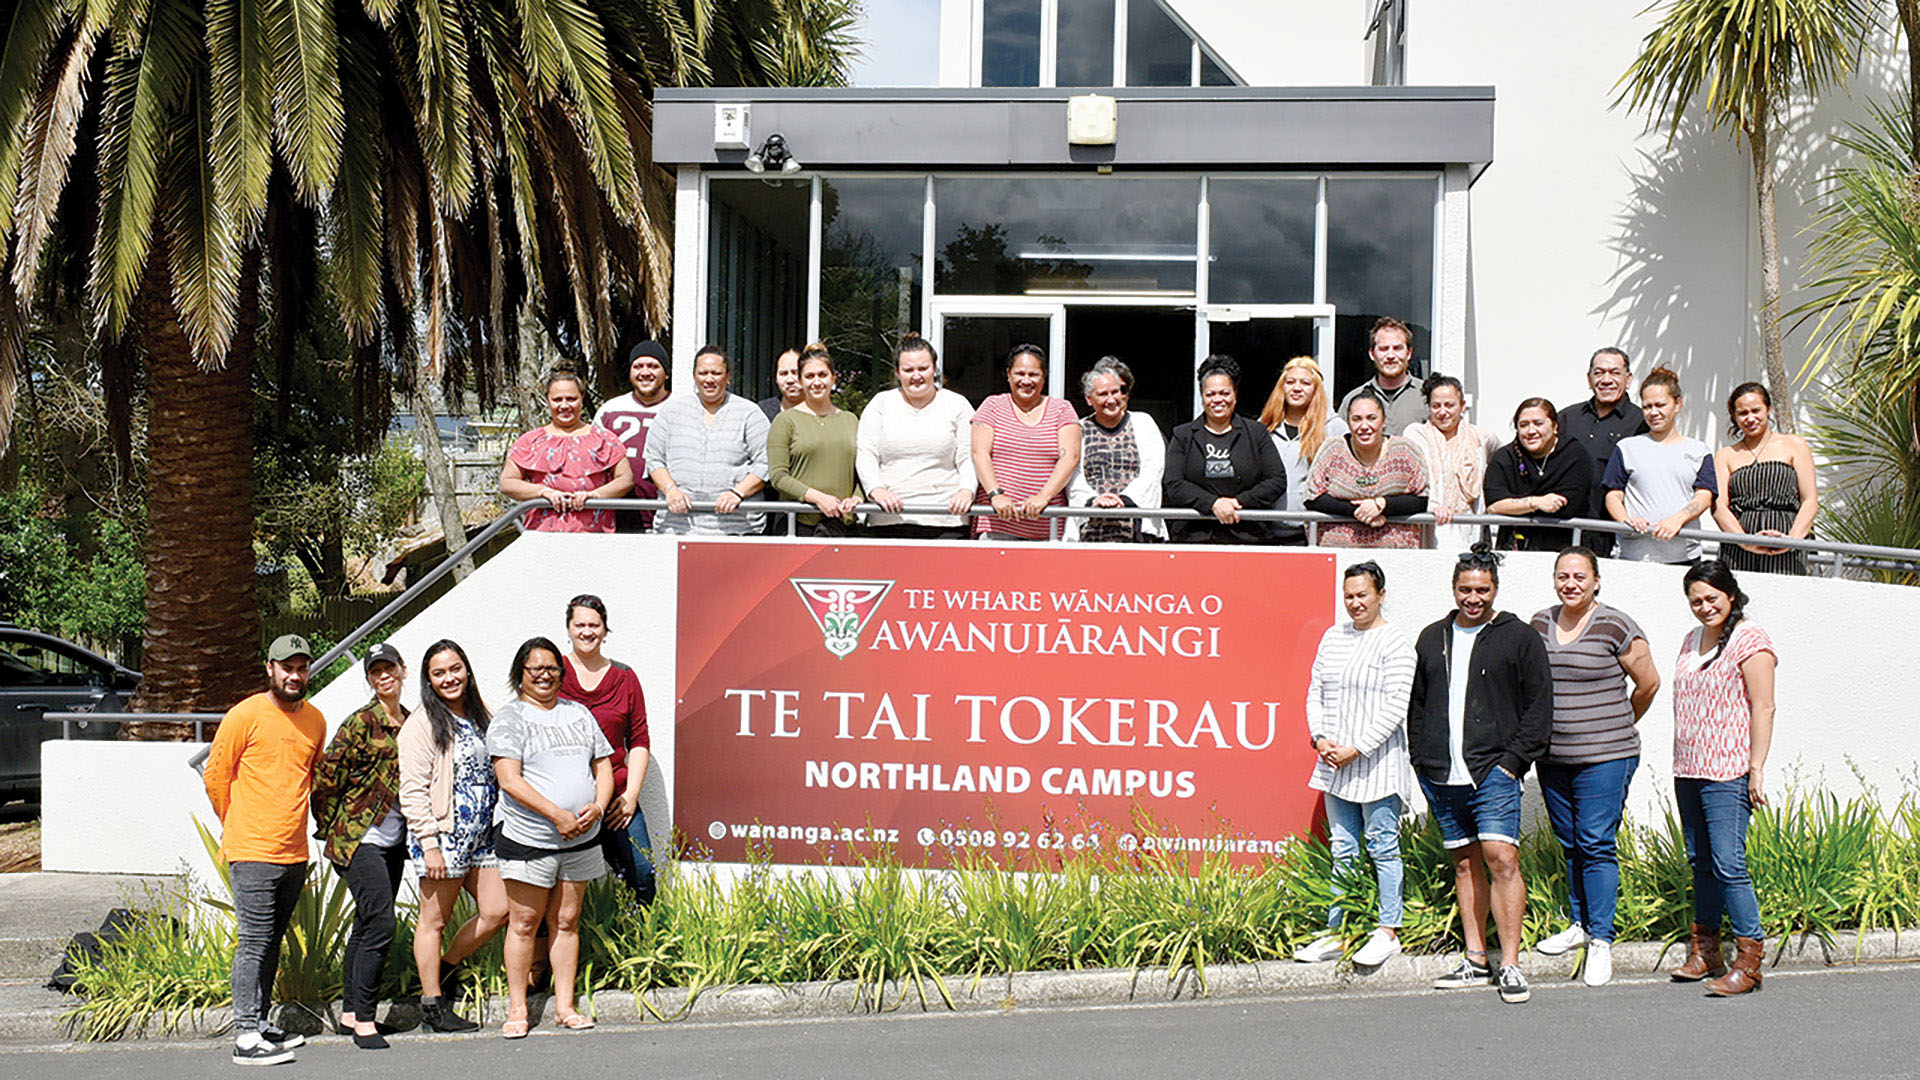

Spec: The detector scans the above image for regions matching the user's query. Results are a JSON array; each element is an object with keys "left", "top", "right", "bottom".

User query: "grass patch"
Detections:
[{"left": 61, "top": 789, "right": 1920, "bottom": 1039}]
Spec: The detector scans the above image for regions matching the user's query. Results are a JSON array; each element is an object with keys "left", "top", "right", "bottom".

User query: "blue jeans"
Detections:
[
  {"left": 1538, "top": 756, "right": 1637, "bottom": 942},
  {"left": 1325, "top": 793, "right": 1404, "bottom": 929},
  {"left": 1675, "top": 776, "right": 1763, "bottom": 939},
  {"left": 597, "top": 803, "right": 657, "bottom": 906},
  {"left": 1418, "top": 767, "right": 1523, "bottom": 850}
]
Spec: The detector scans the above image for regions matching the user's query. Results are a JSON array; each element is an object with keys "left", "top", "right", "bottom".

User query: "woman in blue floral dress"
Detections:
[{"left": 397, "top": 640, "right": 507, "bottom": 1033}]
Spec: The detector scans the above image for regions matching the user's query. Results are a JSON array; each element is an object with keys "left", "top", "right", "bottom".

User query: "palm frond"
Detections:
[
  {"left": 162, "top": 79, "right": 244, "bottom": 365},
  {"left": 409, "top": 0, "right": 476, "bottom": 215},
  {"left": 206, "top": 0, "right": 275, "bottom": 233},
  {"left": 0, "top": 281, "right": 21, "bottom": 456},
  {"left": 90, "top": 0, "right": 201, "bottom": 338},
  {"left": 0, "top": 0, "right": 72, "bottom": 244},
  {"left": 326, "top": 14, "right": 384, "bottom": 340},
  {"left": 517, "top": 0, "right": 637, "bottom": 221},
  {"left": 265, "top": 0, "right": 344, "bottom": 204},
  {"left": 10, "top": 21, "right": 99, "bottom": 304}
]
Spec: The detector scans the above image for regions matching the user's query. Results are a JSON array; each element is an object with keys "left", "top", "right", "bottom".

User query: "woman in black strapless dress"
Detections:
[{"left": 1711, "top": 383, "right": 1818, "bottom": 575}]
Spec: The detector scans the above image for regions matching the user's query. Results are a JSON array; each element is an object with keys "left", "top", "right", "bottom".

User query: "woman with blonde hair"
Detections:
[{"left": 1260, "top": 356, "right": 1346, "bottom": 544}]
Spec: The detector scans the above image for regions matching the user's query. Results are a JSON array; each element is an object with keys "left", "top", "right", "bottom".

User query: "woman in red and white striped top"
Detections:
[
  {"left": 970, "top": 345, "right": 1082, "bottom": 541},
  {"left": 1668, "top": 560, "right": 1776, "bottom": 997}
]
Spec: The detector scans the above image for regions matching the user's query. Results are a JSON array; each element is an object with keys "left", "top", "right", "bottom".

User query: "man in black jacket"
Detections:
[{"left": 1407, "top": 547, "right": 1553, "bottom": 1003}]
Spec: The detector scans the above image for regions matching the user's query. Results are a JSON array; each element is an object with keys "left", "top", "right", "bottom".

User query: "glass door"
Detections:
[
  {"left": 1202, "top": 306, "right": 1334, "bottom": 420},
  {"left": 931, "top": 302, "right": 1067, "bottom": 406}
]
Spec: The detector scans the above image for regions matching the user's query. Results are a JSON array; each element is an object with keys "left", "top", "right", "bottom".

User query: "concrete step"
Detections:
[{"left": 0, "top": 873, "right": 182, "bottom": 981}]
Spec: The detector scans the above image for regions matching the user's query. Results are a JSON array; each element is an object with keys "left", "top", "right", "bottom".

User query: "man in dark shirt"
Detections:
[{"left": 1557, "top": 347, "right": 1648, "bottom": 556}]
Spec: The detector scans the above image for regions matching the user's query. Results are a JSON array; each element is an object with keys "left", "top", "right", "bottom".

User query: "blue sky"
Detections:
[{"left": 845, "top": 0, "right": 943, "bottom": 87}]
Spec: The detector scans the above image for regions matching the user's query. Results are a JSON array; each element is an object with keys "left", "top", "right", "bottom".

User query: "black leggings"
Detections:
[{"left": 340, "top": 841, "right": 407, "bottom": 1016}]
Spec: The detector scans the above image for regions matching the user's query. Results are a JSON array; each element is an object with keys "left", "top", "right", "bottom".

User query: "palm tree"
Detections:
[
  {"left": 0, "top": 0, "right": 859, "bottom": 715},
  {"left": 1617, "top": 0, "right": 1875, "bottom": 432}
]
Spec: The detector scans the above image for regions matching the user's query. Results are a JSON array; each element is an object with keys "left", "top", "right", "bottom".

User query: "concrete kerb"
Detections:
[{"left": 9, "top": 928, "right": 1915, "bottom": 1046}]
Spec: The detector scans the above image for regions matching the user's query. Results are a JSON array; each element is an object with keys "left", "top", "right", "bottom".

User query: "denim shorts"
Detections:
[
  {"left": 1419, "top": 766, "right": 1523, "bottom": 850},
  {"left": 497, "top": 844, "right": 605, "bottom": 888}
]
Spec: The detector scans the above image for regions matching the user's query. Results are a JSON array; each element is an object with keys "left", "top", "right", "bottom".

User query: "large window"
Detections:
[
  {"left": 707, "top": 179, "right": 809, "bottom": 402},
  {"left": 976, "top": 0, "right": 1239, "bottom": 88},
  {"left": 819, "top": 178, "right": 926, "bottom": 404},
  {"left": 981, "top": 0, "right": 1042, "bottom": 88},
  {"left": 1206, "top": 178, "right": 1317, "bottom": 305},
  {"left": 1326, "top": 177, "right": 1436, "bottom": 382},
  {"left": 934, "top": 176, "right": 1199, "bottom": 295}
]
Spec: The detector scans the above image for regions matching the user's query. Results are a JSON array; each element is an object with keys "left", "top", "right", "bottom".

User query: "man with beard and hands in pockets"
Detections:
[
  {"left": 203, "top": 634, "right": 327, "bottom": 1065},
  {"left": 1407, "top": 545, "right": 1553, "bottom": 1004},
  {"left": 594, "top": 340, "right": 672, "bottom": 531}
]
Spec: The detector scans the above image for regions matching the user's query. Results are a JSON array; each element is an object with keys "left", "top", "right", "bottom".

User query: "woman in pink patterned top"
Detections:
[
  {"left": 970, "top": 345, "right": 1081, "bottom": 541},
  {"left": 1305, "top": 390, "right": 1428, "bottom": 548},
  {"left": 499, "top": 371, "right": 634, "bottom": 533},
  {"left": 1668, "top": 560, "right": 1776, "bottom": 997}
]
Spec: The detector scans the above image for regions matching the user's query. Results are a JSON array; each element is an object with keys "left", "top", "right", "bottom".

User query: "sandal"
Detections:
[
  {"left": 501, "top": 1019, "right": 530, "bottom": 1040},
  {"left": 554, "top": 1012, "right": 595, "bottom": 1030}
]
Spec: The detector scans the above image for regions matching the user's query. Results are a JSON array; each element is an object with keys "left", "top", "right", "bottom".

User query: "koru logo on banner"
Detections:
[{"left": 789, "top": 578, "right": 894, "bottom": 659}]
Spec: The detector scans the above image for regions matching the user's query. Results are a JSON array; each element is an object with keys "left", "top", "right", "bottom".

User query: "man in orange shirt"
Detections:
[{"left": 203, "top": 634, "right": 326, "bottom": 1066}]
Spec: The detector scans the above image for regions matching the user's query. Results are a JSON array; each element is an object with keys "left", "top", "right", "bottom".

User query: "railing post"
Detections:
[{"left": 1832, "top": 552, "right": 1846, "bottom": 580}]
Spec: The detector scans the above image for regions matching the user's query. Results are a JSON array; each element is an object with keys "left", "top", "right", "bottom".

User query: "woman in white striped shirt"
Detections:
[{"left": 1295, "top": 561, "right": 1418, "bottom": 968}]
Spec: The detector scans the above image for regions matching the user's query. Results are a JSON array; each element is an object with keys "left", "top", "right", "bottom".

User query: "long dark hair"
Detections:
[
  {"left": 1509, "top": 397, "right": 1559, "bottom": 475},
  {"left": 419, "top": 639, "right": 490, "bottom": 752},
  {"left": 508, "top": 636, "right": 565, "bottom": 696},
  {"left": 1682, "top": 560, "right": 1749, "bottom": 664}
]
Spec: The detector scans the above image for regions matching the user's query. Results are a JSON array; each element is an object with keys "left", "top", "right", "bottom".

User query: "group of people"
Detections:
[
  {"left": 203, "top": 596, "right": 655, "bottom": 1063},
  {"left": 502, "top": 321, "right": 1818, "bottom": 571},
  {"left": 1295, "top": 547, "right": 1775, "bottom": 1005}
]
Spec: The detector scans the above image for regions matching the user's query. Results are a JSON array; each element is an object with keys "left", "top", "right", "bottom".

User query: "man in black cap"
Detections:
[
  {"left": 203, "top": 634, "right": 326, "bottom": 1065},
  {"left": 595, "top": 341, "right": 673, "bottom": 531}
]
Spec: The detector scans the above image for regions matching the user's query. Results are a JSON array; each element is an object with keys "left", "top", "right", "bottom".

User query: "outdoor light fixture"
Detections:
[{"left": 744, "top": 133, "right": 802, "bottom": 175}]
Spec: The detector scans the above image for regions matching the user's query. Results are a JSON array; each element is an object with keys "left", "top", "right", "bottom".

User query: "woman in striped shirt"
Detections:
[
  {"left": 1529, "top": 547, "right": 1660, "bottom": 985},
  {"left": 970, "top": 345, "right": 1082, "bottom": 541},
  {"left": 1294, "top": 562, "right": 1417, "bottom": 968}
]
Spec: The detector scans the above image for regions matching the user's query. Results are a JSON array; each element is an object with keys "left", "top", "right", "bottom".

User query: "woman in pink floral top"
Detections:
[
  {"left": 499, "top": 371, "right": 634, "bottom": 533},
  {"left": 1668, "top": 560, "right": 1776, "bottom": 997}
]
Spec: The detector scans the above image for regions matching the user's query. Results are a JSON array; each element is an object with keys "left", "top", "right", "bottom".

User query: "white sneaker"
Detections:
[
  {"left": 1582, "top": 939, "right": 1613, "bottom": 986},
  {"left": 1292, "top": 934, "right": 1344, "bottom": 963},
  {"left": 1537, "top": 924, "right": 1589, "bottom": 956},
  {"left": 1353, "top": 928, "right": 1402, "bottom": 967}
]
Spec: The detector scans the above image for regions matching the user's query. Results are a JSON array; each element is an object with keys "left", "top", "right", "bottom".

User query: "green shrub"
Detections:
[{"left": 62, "top": 790, "right": 1920, "bottom": 1040}]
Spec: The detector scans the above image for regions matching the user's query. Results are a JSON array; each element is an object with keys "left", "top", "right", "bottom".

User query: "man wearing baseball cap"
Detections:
[
  {"left": 203, "top": 634, "right": 327, "bottom": 1065},
  {"left": 594, "top": 340, "right": 673, "bottom": 532}
]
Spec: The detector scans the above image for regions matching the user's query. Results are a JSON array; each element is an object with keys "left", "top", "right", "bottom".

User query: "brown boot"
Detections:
[
  {"left": 1705, "top": 936, "right": 1765, "bottom": 996},
  {"left": 1671, "top": 923, "right": 1727, "bottom": 981}
]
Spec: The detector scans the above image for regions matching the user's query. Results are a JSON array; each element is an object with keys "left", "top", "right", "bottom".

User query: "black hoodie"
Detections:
[{"left": 1407, "top": 610, "right": 1553, "bottom": 786}]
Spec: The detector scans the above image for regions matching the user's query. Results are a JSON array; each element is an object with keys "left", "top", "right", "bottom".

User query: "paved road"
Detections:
[{"left": 6, "top": 963, "right": 1917, "bottom": 1079}]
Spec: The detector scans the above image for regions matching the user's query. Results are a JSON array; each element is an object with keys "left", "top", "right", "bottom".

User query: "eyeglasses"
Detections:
[{"left": 524, "top": 665, "right": 563, "bottom": 677}]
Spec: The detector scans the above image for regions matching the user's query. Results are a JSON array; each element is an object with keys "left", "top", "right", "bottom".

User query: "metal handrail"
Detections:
[
  {"left": 305, "top": 496, "right": 1920, "bottom": 679},
  {"left": 44, "top": 712, "right": 223, "bottom": 739}
]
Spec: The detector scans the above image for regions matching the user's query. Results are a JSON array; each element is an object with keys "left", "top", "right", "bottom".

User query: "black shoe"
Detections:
[
  {"left": 232, "top": 1041, "right": 295, "bottom": 1066},
  {"left": 352, "top": 1031, "right": 391, "bottom": 1050},
  {"left": 336, "top": 1018, "right": 401, "bottom": 1037},
  {"left": 1432, "top": 955, "right": 1493, "bottom": 989},
  {"left": 420, "top": 995, "right": 480, "bottom": 1034},
  {"left": 258, "top": 1026, "right": 305, "bottom": 1050}
]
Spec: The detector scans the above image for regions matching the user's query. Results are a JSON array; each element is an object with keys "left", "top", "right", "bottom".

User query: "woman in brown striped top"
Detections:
[{"left": 1528, "top": 546, "right": 1661, "bottom": 986}]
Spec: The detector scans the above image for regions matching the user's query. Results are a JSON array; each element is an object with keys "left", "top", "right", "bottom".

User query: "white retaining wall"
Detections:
[{"left": 51, "top": 532, "right": 1917, "bottom": 875}]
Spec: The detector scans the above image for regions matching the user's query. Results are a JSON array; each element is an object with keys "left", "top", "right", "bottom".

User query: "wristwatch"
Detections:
[{"left": 986, "top": 489, "right": 1004, "bottom": 499}]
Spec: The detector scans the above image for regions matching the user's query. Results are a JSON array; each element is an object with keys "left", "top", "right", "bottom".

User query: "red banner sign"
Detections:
[{"left": 674, "top": 542, "right": 1335, "bottom": 867}]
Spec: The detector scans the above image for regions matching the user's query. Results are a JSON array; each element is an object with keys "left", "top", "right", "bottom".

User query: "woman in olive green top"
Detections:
[
  {"left": 310, "top": 644, "right": 409, "bottom": 1050},
  {"left": 768, "top": 343, "right": 861, "bottom": 536}
]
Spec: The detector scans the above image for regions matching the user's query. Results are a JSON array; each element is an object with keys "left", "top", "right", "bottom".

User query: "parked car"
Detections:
[
  {"left": 388, "top": 413, "right": 482, "bottom": 454},
  {"left": 0, "top": 625, "right": 140, "bottom": 804}
]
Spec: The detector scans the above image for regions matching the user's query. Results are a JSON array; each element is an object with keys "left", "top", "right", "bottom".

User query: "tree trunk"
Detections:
[
  {"left": 1901, "top": 0, "right": 1920, "bottom": 163},
  {"left": 409, "top": 375, "right": 473, "bottom": 582},
  {"left": 127, "top": 252, "right": 264, "bottom": 731},
  {"left": 1749, "top": 103, "right": 1795, "bottom": 433}
]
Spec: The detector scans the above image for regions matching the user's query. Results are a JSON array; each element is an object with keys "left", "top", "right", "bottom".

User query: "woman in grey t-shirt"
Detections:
[
  {"left": 1529, "top": 548, "right": 1661, "bottom": 986},
  {"left": 489, "top": 636, "right": 613, "bottom": 1037}
]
